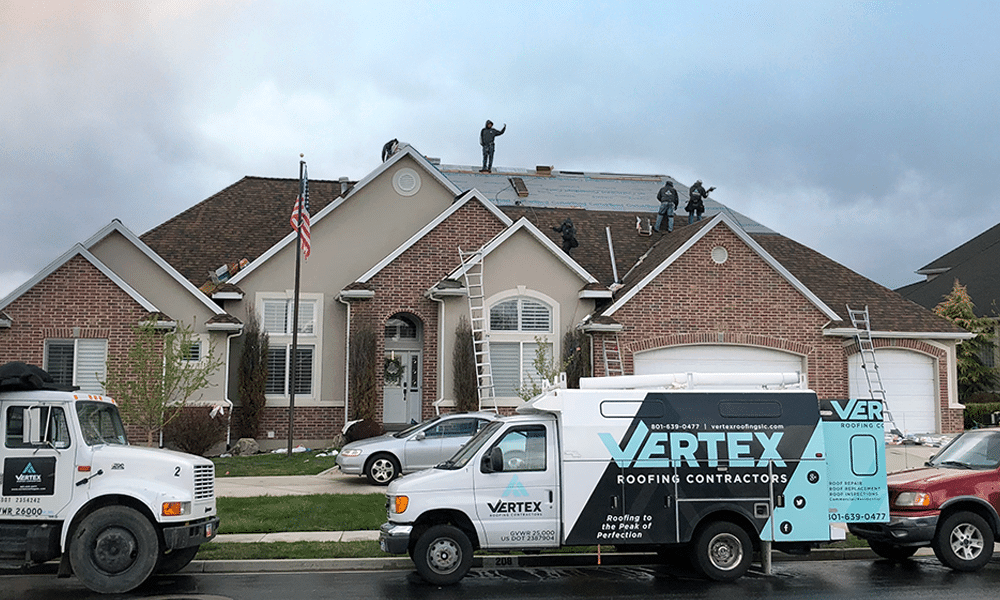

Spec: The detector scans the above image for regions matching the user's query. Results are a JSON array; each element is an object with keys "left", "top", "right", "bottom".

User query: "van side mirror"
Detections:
[{"left": 481, "top": 447, "right": 504, "bottom": 473}]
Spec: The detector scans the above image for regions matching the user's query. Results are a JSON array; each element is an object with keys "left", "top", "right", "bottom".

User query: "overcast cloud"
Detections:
[{"left": 2, "top": 0, "right": 998, "bottom": 300}]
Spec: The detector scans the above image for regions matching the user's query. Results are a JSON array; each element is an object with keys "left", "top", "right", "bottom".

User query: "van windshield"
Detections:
[
  {"left": 76, "top": 401, "right": 128, "bottom": 446},
  {"left": 929, "top": 431, "right": 1000, "bottom": 470},
  {"left": 437, "top": 420, "right": 503, "bottom": 469}
]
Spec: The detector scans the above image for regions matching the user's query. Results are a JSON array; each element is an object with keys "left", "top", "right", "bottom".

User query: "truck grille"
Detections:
[{"left": 194, "top": 464, "right": 215, "bottom": 501}]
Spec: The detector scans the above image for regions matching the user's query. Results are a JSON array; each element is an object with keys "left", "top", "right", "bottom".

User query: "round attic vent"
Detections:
[
  {"left": 711, "top": 246, "right": 729, "bottom": 264},
  {"left": 393, "top": 167, "right": 421, "bottom": 197}
]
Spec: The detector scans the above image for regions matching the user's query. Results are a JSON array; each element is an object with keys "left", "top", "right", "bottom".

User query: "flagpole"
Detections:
[{"left": 288, "top": 157, "right": 305, "bottom": 457}]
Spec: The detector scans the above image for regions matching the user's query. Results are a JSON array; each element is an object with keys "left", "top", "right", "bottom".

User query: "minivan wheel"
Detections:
[{"left": 933, "top": 511, "right": 994, "bottom": 572}]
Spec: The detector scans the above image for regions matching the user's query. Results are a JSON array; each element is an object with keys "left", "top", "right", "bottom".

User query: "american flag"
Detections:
[{"left": 290, "top": 164, "right": 311, "bottom": 259}]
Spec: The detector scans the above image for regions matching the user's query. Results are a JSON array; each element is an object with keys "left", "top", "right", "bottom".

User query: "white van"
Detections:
[{"left": 380, "top": 373, "right": 888, "bottom": 584}]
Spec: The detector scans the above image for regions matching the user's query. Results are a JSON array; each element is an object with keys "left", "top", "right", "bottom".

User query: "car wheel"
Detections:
[
  {"left": 366, "top": 454, "right": 401, "bottom": 485},
  {"left": 933, "top": 511, "right": 994, "bottom": 571},
  {"left": 868, "top": 541, "right": 918, "bottom": 561},
  {"left": 691, "top": 520, "right": 753, "bottom": 581},
  {"left": 69, "top": 505, "right": 159, "bottom": 594},
  {"left": 412, "top": 524, "right": 473, "bottom": 585}
]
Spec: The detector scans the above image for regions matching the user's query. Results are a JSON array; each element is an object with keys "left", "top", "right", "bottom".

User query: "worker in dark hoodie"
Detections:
[{"left": 480, "top": 120, "right": 506, "bottom": 173}]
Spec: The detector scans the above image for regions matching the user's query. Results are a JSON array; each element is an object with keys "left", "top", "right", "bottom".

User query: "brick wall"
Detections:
[
  {"left": 0, "top": 255, "right": 155, "bottom": 441},
  {"left": 347, "top": 200, "right": 507, "bottom": 423}
]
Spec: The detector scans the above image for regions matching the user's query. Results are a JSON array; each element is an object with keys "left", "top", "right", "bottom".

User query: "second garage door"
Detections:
[{"left": 633, "top": 345, "right": 805, "bottom": 382}]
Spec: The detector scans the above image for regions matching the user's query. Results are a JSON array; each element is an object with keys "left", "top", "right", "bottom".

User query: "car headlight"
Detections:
[
  {"left": 390, "top": 495, "right": 409, "bottom": 515},
  {"left": 894, "top": 491, "right": 931, "bottom": 508},
  {"left": 340, "top": 448, "right": 363, "bottom": 458}
]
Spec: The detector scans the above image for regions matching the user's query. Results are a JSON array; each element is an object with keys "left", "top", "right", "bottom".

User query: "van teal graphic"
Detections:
[
  {"left": 486, "top": 475, "right": 540, "bottom": 516},
  {"left": 502, "top": 475, "right": 529, "bottom": 497},
  {"left": 599, "top": 423, "right": 786, "bottom": 468},
  {"left": 3, "top": 457, "right": 56, "bottom": 496}
]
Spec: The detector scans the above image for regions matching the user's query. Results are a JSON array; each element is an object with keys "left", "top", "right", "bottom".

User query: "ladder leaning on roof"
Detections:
[
  {"left": 459, "top": 248, "right": 498, "bottom": 413},
  {"left": 847, "top": 305, "right": 903, "bottom": 437}
]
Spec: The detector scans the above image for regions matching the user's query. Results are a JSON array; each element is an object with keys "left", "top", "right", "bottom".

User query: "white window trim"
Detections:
[
  {"left": 485, "top": 288, "right": 560, "bottom": 401},
  {"left": 257, "top": 292, "right": 323, "bottom": 405}
]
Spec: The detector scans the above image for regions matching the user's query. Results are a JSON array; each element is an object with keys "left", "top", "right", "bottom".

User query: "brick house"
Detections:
[{"left": 1, "top": 145, "right": 970, "bottom": 446}]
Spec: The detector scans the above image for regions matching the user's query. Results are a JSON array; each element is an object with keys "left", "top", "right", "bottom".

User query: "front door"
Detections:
[{"left": 382, "top": 351, "right": 422, "bottom": 425}]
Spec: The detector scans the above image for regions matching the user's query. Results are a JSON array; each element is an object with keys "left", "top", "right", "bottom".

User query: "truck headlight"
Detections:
[
  {"left": 391, "top": 495, "right": 409, "bottom": 515},
  {"left": 162, "top": 501, "right": 192, "bottom": 516},
  {"left": 340, "top": 448, "right": 363, "bottom": 458},
  {"left": 894, "top": 492, "right": 931, "bottom": 508}
]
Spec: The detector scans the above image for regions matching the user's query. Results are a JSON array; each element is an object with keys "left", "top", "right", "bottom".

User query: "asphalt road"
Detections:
[{"left": 6, "top": 555, "right": 1000, "bottom": 600}]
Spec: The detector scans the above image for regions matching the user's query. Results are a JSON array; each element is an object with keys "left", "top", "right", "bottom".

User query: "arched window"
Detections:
[{"left": 488, "top": 295, "right": 555, "bottom": 399}]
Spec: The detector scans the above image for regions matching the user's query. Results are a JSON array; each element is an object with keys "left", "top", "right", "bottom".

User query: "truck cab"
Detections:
[
  {"left": 0, "top": 362, "right": 219, "bottom": 594},
  {"left": 381, "top": 373, "right": 889, "bottom": 585}
]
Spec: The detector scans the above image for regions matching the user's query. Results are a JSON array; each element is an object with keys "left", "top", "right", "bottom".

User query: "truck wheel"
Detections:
[
  {"left": 932, "top": 511, "right": 994, "bottom": 571},
  {"left": 366, "top": 454, "right": 400, "bottom": 485},
  {"left": 69, "top": 505, "right": 159, "bottom": 594},
  {"left": 412, "top": 524, "right": 473, "bottom": 585},
  {"left": 155, "top": 546, "right": 200, "bottom": 574},
  {"left": 868, "top": 541, "right": 918, "bottom": 561},
  {"left": 692, "top": 521, "right": 752, "bottom": 581}
]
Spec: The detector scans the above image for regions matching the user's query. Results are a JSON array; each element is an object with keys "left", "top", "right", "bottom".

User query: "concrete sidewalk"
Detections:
[{"left": 211, "top": 444, "right": 944, "bottom": 545}]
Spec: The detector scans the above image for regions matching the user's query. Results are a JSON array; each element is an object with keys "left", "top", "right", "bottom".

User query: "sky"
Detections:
[{"left": 2, "top": 0, "right": 999, "bottom": 302}]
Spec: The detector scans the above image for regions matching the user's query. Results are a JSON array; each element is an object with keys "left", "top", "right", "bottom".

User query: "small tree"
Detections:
[
  {"left": 562, "top": 328, "right": 591, "bottom": 388},
  {"left": 349, "top": 320, "right": 378, "bottom": 422},
  {"left": 453, "top": 316, "right": 479, "bottom": 412},
  {"left": 103, "top": 317, "right": 224, "bottom": 446},
  {"left": 517, "top": 336, "right": 566, "bottom": 401},
  {"left": 934, "top": 280, "right": 999, "bottom": 400},
  {"left": 235, "top": 308, "right": 269, "bottom": 439}
]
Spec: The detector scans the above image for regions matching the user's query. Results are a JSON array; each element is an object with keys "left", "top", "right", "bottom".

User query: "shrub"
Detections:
[
  {"left": 235, "top": 308, "right": 268, "bottom": 439},
  {"left": 965, "top": 391, "right": 1000, "bottom": 404},
  {"left": 963, "top": 402, "right": 1000, "bottom": 429},
  {"left": 344, "top": 419, "right": 384, "bottom": 443},
  {"left": 453, "top": 316, "right": 479, "bottom": 413},
  {"left": 164, "top": 406, "right": 228, "bottom": 456},
  {"left": 349, "top": 321, "right": 378, "bottom": 422}
]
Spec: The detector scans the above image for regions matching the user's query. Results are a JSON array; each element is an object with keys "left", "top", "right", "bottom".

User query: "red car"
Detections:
[{"left": 849, "top": 429, "right": 1000, "bottom": 571}]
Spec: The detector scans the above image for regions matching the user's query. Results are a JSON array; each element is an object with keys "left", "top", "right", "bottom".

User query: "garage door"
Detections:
[
  {"left": 849, "top": 349, "right": 936, "bottom": 435},
  {"left": 633, "top": 345, "right": 804, "bottom": 383}
]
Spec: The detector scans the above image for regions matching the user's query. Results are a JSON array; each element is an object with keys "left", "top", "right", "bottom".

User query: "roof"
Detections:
[
  {"left": 141, "top": 176, "right": 352, "bottom": 286},
  {"left": 898, "top": 221, "right": 1000, "bottom": 318},
  {"left": 439, "top": 164, "right": 773, "bottom": 234},
  {"left": 504, "top": 208, "right": 964, "bottom": 336}
]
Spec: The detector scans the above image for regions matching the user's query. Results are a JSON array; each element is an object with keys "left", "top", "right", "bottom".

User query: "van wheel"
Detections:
[
  {"left": 692, "top": 521, "right": 752, "bottom": 581},
  {"left": 868, "top": 541, "right": 918, "bottom": 561},
  {"left": 69, "top": 506, "right": 159, "bottom": 594},
  {"left": 155, "top": 546, "right": 200, "bottom": 574},
  {"left": 933, "top": 511, "right": 994, "bottom": 571},
  {"left": 412, "top": 524, "right": 473, "bottom": 585},
  {"left": 366, "top": 454, "right": 400, "bottom": 485}
]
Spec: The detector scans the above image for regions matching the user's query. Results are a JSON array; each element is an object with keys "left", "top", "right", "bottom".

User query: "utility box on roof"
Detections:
[{"left": 379, "top": 372, "right": 888, "bottom": 584}]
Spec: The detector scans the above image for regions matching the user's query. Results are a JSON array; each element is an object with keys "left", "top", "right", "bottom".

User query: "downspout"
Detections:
[
  {"left": 338, "top": 295, "right": 352, "bottom": 429},
  {"left": 427, "top": 290, "right": 446, "bottom": 415},
  {"left": 222, "top": 329, "right": 242, "bottom": 448}
]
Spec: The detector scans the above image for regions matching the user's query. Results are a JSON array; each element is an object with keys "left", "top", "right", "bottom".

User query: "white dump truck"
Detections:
[
  {"left": 0, "top": 362, "right": 219, "bottom": 593},
  {"left": 380, "top": 373, "right": 889, "bottom": 584}
]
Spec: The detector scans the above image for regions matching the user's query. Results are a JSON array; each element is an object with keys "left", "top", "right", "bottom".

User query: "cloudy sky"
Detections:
[{"left": 2, "top": 1, "right": 998, "bottom": 301}]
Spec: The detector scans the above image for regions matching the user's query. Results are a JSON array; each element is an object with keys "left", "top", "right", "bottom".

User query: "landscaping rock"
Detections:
[{"left": 232, "top": 437, "right": 259, "bottom": 456}]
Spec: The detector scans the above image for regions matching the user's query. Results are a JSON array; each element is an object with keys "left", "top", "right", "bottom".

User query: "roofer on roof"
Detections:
[
  {"left": 381, "top": 139, "right": 399, "bottom": 161},
  {"left": 553, "top": 218, "right": 579, "bottom": 253},
  {"left": 654, "top": 181, "right": 679, "bottom": 233},
  {"left": 686, "top": 179, "right": 715, "bottom": 223},
  {"left": 480, "top": 120, "right": 506, "bottom": 173}
]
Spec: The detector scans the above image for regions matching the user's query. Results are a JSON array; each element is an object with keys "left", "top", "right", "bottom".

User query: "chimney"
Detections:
[{"left": 339, "top": 177, "right": 349, "bottom": 196}]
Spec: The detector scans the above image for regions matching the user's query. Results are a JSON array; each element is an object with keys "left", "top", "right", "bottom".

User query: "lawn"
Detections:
[
  {"left": 217, "top": 493, "right": 385, "bottom": 534},
  {"left": 212, "top": 450, "right": 340, "bottom": 477}
]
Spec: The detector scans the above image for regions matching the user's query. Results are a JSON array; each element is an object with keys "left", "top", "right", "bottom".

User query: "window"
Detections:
[
  {"left": 266, "top": 345, "right": 314, "bottom": 396},
  {"left": 489, "top": 298, "right": 551, "bottom": 333},
  {"left": 263, "top": 299, "right": 316, "bottom": 335},
  {"left": 487, "top": 294, "right": 556, "bottom": 399},
  {"left": 44, "top": 338, "right": 107, "bottom": 394},
  {"left": 426, "top": 418, "right": 487, "bottom": 439},
  {"left": 5, "top": 406, "right": 71, "bottom": 449},
  {"left": 76, "top": 401, "right": 128, "bottom": 446},
  {"left": 492, "top": 341, "right": 551, "bottom": 398},
  {"left": 259, "top": 294, "right": 321, "bottom": 399},
  {"left": 489, "top": 425, "right": 547, "bottom": 472}
]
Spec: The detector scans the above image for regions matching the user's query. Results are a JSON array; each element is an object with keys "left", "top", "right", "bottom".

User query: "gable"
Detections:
[{"left": 484, "top": 226, "right": 595, "bottom": 295}]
